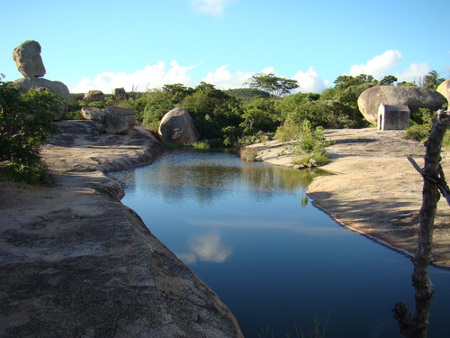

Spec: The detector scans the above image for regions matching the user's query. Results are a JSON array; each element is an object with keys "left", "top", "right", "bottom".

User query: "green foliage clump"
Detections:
[
  {"left": 192, "top": 141, "right": 210, "bottom": 149},
  {"left": 0, "top": 78, "right": 58, "bottom": 185},
  {"left": 0, "top": 162, "right": 53, "bottom": 186},
  {"left": 225, "top": 88, "right": 270, "bottom": 102},
  {"left": 239, "top": 147, "right": 257, "bottom": 162},
  {"left": 405, "top": 124, "right": 430, "bottom": 141},
  {"left": 276, "top": 120, "right": 331, "bottom": 167}
]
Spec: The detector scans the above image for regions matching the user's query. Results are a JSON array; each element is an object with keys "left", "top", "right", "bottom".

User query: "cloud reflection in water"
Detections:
[{"left": 177, "top": 232, "right": 233, "bottom": 264}]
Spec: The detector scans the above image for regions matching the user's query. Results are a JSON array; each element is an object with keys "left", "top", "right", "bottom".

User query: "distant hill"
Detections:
[{"left": 225, "top": 88, "right": 270, "bottom": 102}]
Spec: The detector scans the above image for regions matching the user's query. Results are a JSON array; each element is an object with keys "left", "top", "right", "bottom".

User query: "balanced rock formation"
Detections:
[
  {"left": 13, "top": 77, "right": 70, "bottom": 121},
  {"left": 12, "top": 40, "right": 46, "bottom": 78},
  {"left": 158, "top": 108, "right": 200, "bottom": 146},
  {"left": 84, "top": 90, "right": 105, "bottom": 103},
  {"left": 104, "top": 105, "right": 136, "bottom": 134},
  {"left": 358, "top": 86, "right": 447, "bottom": 125},
  {"left": 437, "top": 79, "right": 450, "bottom": 105}
]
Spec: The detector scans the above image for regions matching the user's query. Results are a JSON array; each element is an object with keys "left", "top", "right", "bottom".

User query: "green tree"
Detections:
[
  {"left": 424, "top": 70, "right": 438, "bottom": 88},
  {"left": 241, "top": 97, "right": 279, "bottom": 133},
  {"left": 245, "top": 73, "right": 299, "bottom": 99},
  {"left": 380, "top": 75, "right": 398, "bottom": 85},
  {"left": 180, "top": 83, "right": 243, "bottom": 142}
]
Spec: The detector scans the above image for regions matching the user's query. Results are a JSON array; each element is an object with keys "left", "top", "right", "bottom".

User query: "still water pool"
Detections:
[{"left": 108, "top": 149, "right": 450, "bottom": 337}]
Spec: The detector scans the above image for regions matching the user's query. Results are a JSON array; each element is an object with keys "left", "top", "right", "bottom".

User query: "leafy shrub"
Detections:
[
  {"left": 239, "top": 147, "right": 257, "bottom": 162},
  {"left": 0, "top": 162, "right": 53, "bottom": 186},
  {"left": 406, "top": 124, "right": 430, "bottom": 141},
  {"left": 0, "top": 78, "right": 58, "bottom": 184}
]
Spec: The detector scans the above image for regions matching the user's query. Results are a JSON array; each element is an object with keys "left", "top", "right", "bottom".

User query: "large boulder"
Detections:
[
  {"left": 437, "top": 79, "right": 450, "bottom": 105},
  {"left": 12, "top": 40, "right": 46, "bottom": 78},
  {"left": 158, "top": 108, "right": 200, "bottom": 146},
  {"left": 104, "top": 105, "right": 136, "bottom": 134},
  {"left": 358, "top": 86, "right": 447, "bottom": 125},
  {"left": 13, "top": 77, "right": 70, "bottom": 120},
  {"left": 84, "top": 90, "right": 105, "bottom": 103}
]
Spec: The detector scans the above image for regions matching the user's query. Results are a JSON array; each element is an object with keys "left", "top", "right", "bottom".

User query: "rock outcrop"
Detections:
[
  {"left": 84, "top": 90, "right": 105, "bottom": 103},
  {"left": 12, "top": 40, "right": 46, "bottom": 78},
  {"left": 358, "top": 86, "right": 447, "bottom": 125},
  {"left": 437, "top": 79, "right": 450, "bottom": 105},
  {"left": 13, "top": 77, "right": 71, "bottom": 121},
  {"left": 80, "top": 106, "right": 136, "bottom": 134},
  {"left": 158, "top": 108, "right": 200, "bottom": 146},
  {"left": 0, "top": 120, "right": 243, "bottom": 337},
  {"left": 104, "top": 105, "right": 136, "bottom": 134}
]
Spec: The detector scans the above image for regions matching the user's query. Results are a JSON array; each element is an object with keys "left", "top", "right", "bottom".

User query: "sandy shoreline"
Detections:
[{"left": 249, "top": 128, "right": 450, "bottom": 267}]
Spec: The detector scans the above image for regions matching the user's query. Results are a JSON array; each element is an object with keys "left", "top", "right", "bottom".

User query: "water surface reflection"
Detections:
[{"left": 108, "top": 149, "right": 450, "bottom": 337}]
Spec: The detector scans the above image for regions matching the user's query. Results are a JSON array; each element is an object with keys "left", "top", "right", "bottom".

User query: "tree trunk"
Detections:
[{"left": 393, "top": 109, "right": 449, "bottom": 337}]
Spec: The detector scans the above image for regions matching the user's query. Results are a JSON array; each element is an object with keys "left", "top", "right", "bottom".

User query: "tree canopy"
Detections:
[{"left": 245, "top": 73, "right": 299, "bottom": 99}]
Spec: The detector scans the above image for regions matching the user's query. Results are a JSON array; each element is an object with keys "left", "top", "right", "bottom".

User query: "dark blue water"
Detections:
[{"left": 108, "top": 149, "right": 450, "bottom": 337}]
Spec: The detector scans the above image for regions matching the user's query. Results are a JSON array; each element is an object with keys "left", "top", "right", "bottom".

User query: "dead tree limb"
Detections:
[{"left": 393, "top": 109, "right": 450, "bottom": 338}]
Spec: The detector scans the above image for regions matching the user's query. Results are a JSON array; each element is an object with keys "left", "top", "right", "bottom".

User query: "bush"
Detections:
[
  {"left": 406, "top": 124, "right": 430, "bottom": 141},
  {"left": 239, "top": 147, "right": 257, "bottom": 162},
  {"left": 0, "top": 78, "right": 58, "bottom": 184},
  {"left": 0, "top": 162, "right": 53, "bottom": 186}
]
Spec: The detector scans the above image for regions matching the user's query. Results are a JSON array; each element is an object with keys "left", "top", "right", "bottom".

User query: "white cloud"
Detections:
[
  {"left": 349, "top": 50, "right": 403, "bottom": 78},
  {"left": 190, "top": 0, "right": 239, "bottom": 16},
  {"left": 292, "top": 67, "right": 326, "bottom": 93},
  {"left": 202, "top": 65, "right": 252, "bottom": 89},
  {"left": 71, "top": 60, "right": 196, "bottom": 93},
  {"left": 395, "top": 62, "right": 431, "bottom": 84}
]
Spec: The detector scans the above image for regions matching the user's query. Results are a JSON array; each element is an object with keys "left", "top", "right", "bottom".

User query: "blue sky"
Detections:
[{"left": 2, "top": 0, "right": 449, "bottom": 93}]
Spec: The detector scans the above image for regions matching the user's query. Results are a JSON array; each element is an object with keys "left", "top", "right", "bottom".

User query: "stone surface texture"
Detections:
[
  {"left": 158, "top": 108, "right": 200, "bottom": 146},
  {"left": 104, "top": 105, "right": 136, "bottom": 134},
  {"left": 12, "top": 40, "right": 46, "bottom": 78},
  {"left": 13, "top": 77, "right": 71, "bottom": 121},
  {"left": 81, "top": 106, "right": 105, "bottom": 122},
  {"left": 248, "top": 128, "right": 450, "bottom": 267},
  {"left": 0, "top": 120, "right": 243, "bottom": 337},
  {"left": 437, "top": 79, "right": 450, "bottom": 105},
  {"left": 358, "top": 86, "right": 447, "bottom": 125}
]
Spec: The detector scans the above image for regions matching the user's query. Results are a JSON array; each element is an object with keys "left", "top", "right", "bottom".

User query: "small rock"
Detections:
[
  {"left": 84, "top": 90, "right": 105, "bottom": 103},
  {"left": 81, "top": 107, "right": 105, "bottom": 122}
]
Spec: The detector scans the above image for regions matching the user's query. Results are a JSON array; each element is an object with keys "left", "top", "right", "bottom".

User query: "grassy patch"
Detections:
[
  {"left": 240, "top": 147, "right": 257, "bottom": 162},
  {"left": 0, "top": 162, "right": 53, "bottom": 186},
  {"left": 192, "top": 141, "right": 211, "bottom": 149}
]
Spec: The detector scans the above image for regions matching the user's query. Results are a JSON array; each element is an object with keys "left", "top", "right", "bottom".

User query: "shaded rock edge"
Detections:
[{"left": 0, "top": 120, "right": 243, "bottom": 337}]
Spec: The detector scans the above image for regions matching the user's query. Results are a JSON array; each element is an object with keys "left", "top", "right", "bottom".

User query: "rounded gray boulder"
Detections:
[
  {"left": 158, "top": 108, "right": 200, "bottom": 146},
  {"left": 358, "top": 86, "right": 447, "bottom": 125}
]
